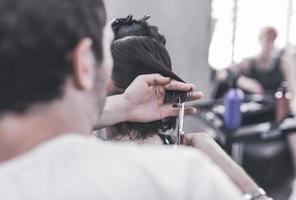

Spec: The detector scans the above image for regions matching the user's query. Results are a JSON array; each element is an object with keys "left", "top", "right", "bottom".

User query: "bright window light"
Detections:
[{"left": 209, "top": 0, "right": 294, "bottom": 70}]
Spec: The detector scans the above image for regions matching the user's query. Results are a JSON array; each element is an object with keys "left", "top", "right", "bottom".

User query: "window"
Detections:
[
  {"left": 288, "top": 0, "right": 296, "bottom": 44},
  {"left": 209, "top": 0, "right": 234, "bottom": 70},
  {"left": 209, "top": 0, "right": 295, "bottom": 70}
]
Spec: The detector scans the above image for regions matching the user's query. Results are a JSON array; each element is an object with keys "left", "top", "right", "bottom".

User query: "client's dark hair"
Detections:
[{"left": 110, "top": 15, "right": 187, "bottom": 140}]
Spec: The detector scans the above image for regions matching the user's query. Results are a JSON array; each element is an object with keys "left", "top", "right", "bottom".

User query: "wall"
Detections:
[{"left": 105, "top": 0, "right": 212, "bottom": 99}]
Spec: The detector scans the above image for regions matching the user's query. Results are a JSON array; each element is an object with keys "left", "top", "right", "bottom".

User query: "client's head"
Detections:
[{"left": 109, "top": 15, "right": 186, "bottom": 141}]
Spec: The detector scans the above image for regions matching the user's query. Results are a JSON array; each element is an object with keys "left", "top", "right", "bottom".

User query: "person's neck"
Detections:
[
  {"left": 0, "top": 102, "right": 91, "bottom": 163},
  {"left": 259, "top": 45, "right": 274, "bottom": 60}
]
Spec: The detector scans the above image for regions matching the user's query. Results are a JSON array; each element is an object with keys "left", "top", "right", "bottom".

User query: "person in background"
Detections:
[{"left": 232, "top": 27, "right": 288, "bottom": 96}]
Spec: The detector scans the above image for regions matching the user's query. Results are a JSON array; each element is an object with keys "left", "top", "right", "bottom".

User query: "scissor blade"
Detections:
[{"left": 179, "top": 102, "right": 185, "bottom": 133}]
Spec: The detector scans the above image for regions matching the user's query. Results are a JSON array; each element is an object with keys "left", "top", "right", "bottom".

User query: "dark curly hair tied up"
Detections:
[{"left": 109, "top": 14, "right": 190, "bottom": 140}]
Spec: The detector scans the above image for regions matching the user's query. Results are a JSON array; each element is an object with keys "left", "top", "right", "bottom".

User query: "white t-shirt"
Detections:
[
  {"left": 0, "top": 134, "right": 241, "bottom": 200},
  {"left": 290, "top": 181, "right": 296, "bottom": 200}
]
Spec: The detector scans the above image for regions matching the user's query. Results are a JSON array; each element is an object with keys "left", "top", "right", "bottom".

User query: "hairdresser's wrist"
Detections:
[
  {"left": 96, "top": 94, "right": 128, "bottom": 129},
  {"left": 106, "top": 94, "right": 129, "bottom": 124}
]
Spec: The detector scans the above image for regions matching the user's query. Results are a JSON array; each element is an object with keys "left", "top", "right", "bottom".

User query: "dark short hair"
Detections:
[
  {"left": 110, "top": 15, "right": 187, "bottom": 140},
  {"left": 0, "top": 0, "right": 106, "bottom": 113}
]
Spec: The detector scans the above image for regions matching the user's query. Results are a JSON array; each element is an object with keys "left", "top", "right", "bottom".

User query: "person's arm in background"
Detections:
[
  {"left": 281, "top": 46, "right": 296, "bottom": 112},
  {"left": 97, "top": 74, "right": 203, "bottom": 128},
  {"left": 284, "top": 46, "right": 296, "bottom": 200},
  {"left": 183, "top": 133, "right": 272, "bottom": 200},
  {"left": 230, "top": 59, "right": 264, "bottom": 94}
]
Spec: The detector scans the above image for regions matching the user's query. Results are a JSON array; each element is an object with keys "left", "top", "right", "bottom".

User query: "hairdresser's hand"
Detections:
[
  {"left": 182, "top": 133, "right": 220, "bottom": 154},
  {"left": 123, "top": 74, "right": 203, "bottom": 122},
  {"left": 183, "top": 132, "right": 260, "bottom": 195}
]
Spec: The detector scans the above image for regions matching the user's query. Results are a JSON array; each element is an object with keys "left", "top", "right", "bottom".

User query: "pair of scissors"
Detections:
[{"left": 176, "top": 98, "right": 185, "bottom": 145}]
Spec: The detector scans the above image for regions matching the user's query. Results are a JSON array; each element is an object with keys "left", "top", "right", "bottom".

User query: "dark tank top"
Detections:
[{"left": 246, "top": 52, "right": 284, "bottom": 95}]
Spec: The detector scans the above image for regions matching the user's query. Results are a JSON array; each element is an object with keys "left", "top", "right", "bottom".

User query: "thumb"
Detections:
[{"left": 181, "top": 133, "right": 195, "bottom": 146}]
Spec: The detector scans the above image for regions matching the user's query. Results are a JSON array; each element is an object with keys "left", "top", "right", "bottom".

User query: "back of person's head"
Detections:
[
  {"left": 109, "top": 15, "right": 187, "bottom": 140},
  {"left": 0, "top": 0, "right": 106, "bottom": 113},
  {"left": 259, "top": 26, "right": 277, "bottom": 43}
]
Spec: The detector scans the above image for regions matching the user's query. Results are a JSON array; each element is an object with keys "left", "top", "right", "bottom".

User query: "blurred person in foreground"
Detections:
[
  {"left": 0, "top": 0, "right": 271, "bottom": 200},
  {"left": 283, "top": 45, "right": 296, "bottom": 111},
  {"left": 283, "top": 45, "right": 296, "bottom": 200},
  {"left": 231, "top": 27, "right": 288, "bottom": 96}
]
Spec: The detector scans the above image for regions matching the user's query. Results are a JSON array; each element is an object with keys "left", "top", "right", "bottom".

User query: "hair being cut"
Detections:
[{"left": 110, "top": 15, "right": 188, "bottom": 140}]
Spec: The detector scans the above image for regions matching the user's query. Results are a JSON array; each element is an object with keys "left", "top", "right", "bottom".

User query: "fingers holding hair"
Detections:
[
  {"left": 135, "top": 74, "right": 203, "bottom": 102},
  {"left": 164, "top": 80, "right": 195, "bottom": 91},
  {"left": 138, "top": 74, "right": 171, "bottom": 86}
]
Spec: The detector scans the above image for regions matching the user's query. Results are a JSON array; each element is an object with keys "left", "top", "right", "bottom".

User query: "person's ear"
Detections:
[{"left": 72, "top": 38, "right": 96, "bottom": 90}]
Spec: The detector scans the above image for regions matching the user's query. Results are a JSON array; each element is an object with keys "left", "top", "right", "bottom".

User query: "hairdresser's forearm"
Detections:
[
  {"left": 191, "top": 134, "right": 258, "bottom": 194},
  {"left": 96, "top": 95, "right": 128, "bottom": 129}
]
